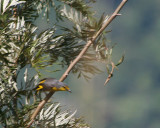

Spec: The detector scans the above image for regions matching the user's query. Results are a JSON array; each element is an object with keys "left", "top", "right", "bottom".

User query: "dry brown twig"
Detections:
[
  {"left": 104, "top": 62, "right": 116, "bottom": 85},
  {"left": 26, "top": 0, "right": 128, "bottom": 127}
]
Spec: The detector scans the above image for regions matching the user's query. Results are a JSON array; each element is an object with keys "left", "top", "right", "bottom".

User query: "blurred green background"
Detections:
[{"left": 35, "top": 0, "right": 160, "bottom": 128}]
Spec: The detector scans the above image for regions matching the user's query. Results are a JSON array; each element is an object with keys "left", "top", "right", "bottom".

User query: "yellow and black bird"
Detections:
[{"left": 35, "top": 78, "right": 71, "bottom": 93}]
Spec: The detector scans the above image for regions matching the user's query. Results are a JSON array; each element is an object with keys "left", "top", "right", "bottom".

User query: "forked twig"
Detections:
[{"left": 104, "top": 62, "right": 115, "bottom": 85}]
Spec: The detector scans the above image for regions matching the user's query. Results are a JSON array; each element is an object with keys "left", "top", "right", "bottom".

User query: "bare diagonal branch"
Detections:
[{"left": 26, "top": 0, "right": 128, "bottom": 127}]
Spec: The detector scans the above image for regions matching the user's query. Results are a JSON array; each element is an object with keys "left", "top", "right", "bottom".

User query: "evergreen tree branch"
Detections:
[{"left": 27, "top": 0, "right": 128, "bottom": 127}]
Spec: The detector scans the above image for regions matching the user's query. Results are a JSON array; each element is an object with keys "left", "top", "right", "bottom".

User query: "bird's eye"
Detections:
[{"left": 64, "top": 86, "right": 69, "bottom": 90}]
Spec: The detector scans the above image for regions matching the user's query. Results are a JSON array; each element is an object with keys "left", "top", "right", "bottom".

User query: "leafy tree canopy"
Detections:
[{"left": 0, "top": 0, "right": 124, "bottom": 127}]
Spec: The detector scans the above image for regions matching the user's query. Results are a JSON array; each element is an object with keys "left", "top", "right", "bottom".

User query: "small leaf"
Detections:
[
  {"left": 10, "top": 0, "right": 25, "bottom": 7},
  {"left": 24, "top": 68, "right": 28, "bottom": 83},
  {"left": 116, "top": 54, "right": 124, "bottom": 66},
  {"left": 3, "top": 0, "right": 10, "bottom": 13}
]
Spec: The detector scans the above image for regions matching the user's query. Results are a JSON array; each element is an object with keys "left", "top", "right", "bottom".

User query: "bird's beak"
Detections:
[
  {"left": 64, "top": 85, "right": 72, "bottom": 93},
  {"left": 68, "top": 89, "right": 72, "bottom": 93}
]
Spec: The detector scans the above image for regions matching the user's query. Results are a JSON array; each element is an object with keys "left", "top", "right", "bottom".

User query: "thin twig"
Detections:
[
  {"left": 104, "top": 62, "right": 115, "bottom": 85},
  {"left": 26, "top": 0, "right": 128, "bottom": 127}
]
